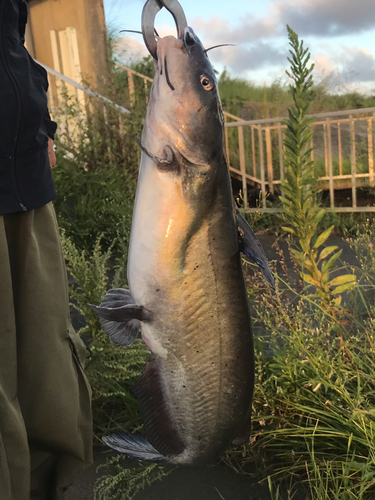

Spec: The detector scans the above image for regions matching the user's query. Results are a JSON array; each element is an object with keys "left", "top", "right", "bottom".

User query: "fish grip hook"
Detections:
[{"left": 142, "top": 0, "right": 188, "bottom": 60}]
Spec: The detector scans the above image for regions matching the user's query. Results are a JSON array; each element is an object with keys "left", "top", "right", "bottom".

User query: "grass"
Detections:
[{"left": 52, "top": 28, "right": 375, "bottom": 500}]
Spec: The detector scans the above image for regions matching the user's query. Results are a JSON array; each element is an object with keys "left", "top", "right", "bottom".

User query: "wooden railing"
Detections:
[
  {"left": 114, "top": 64, "right": 375, "bottom": 212},
  {"left": 42, "top": 60, "right": 375, "bottom": 213},
  {"left": 225, "top": 108, "right": 375, "bottom": 212}
]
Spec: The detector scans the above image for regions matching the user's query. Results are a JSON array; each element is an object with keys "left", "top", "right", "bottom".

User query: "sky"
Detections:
[{"left": 103, "top": 0, "right": 375, "bottom": 94}]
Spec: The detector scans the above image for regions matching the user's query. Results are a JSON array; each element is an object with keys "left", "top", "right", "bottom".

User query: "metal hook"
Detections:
[{"left": 141, "top": 0, "right": 188, "bottom": 60}]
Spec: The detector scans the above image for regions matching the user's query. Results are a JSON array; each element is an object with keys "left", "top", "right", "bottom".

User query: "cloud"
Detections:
[
  {"left": 313, "top": 54, "right": 337, "bottom": 76},
  {"left": 208, "top": 42, "right": 287, "bottom": 75},
  {"left": 310, "top": 47, "right": 375, "bottom": 95},
  {"left": 114, "top": 36, "right": 149, "bottom": 62},
  {"left": 191, "top": 15, "right": 278, "bottom": 45},
  {"left": 340, "top": 47, "right": 375, "bottom": 83},
  {"left": 276, "top": 0, "right": 375, "bottom": 37},
  {"left": 313, "top": 47, "right": 375, "bottom": 83},
  {"left": 192, "top": 0, "right": 375, "bottom": 45}
]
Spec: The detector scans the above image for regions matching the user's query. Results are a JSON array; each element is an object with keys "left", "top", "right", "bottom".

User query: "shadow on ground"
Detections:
[{"left": 64, "top": 448, "right": 270, "bottom": 500}]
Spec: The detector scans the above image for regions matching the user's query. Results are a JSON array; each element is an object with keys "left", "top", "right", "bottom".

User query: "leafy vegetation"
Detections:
[
  {"left": 52, "top": 25, "right": 375, "bottom": 500},
  {"left": 225, "top": 28, "right": 375, "bottom": 500},
  {"left": 280, "top": 26, "right": 356, "bottom": 311}
]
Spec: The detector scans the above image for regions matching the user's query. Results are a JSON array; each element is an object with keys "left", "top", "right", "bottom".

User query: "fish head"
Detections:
[{"left": 146, "top": 27, "right": 224, "bottom": 167}]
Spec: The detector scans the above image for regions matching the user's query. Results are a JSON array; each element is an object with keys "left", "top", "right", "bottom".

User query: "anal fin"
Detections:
[
  {"left": 89, "top": 288, "right": 150, "bottom": 346},
  {"left": 134, "top": 355, "right": 186, "bottom": 459},
  {"left": 102, "top": 433, "right": 169, "bottom": 462}
]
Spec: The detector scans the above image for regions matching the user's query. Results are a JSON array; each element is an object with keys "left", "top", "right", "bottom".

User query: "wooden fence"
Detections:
[
  {"left": 225, "top": 108, "right": 375, "bottom": 212},
  {"left": 116, "top": 64, "right": 375, "bottom": 213},
  {"left": 42, "top": 60, "right": 375, "bottom": 213}
]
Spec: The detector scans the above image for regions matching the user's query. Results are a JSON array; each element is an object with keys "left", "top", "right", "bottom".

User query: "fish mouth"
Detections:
[{"left": 183, "top": 27, "right": 197, "bottom": 53}]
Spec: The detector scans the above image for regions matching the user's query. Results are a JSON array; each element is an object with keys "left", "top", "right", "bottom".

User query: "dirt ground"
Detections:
[
  {"left": 64, "top": 234, "right": 359, "bottom": 500},
  {"left": 64, "top": 449, "right": 270, "bottom": 500}
]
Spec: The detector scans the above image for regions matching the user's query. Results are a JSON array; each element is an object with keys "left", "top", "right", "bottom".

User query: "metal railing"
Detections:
[
  {"left": 39, "top": 61, "right": 130, "bottom": 115},
  {"left": 42, "top": 60, "right": 375, "bottom": 213}
]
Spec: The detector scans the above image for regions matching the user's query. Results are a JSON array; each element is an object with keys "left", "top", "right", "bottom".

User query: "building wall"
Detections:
[{"left": 27, "top": 0, "right": 108, "bottom": 91}]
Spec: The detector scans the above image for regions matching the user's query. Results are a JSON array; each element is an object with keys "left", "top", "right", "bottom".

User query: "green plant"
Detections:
[
  {"left": 229, "top": 231, "right": 375, "bottom": 499},
  {"left": 95, "top": 457, "right": 170, "bottom": 500},
  {"left": 280, "top": 26, "right": 356, "bottom": 313},
  {"left": 61, "top": 229, "right": 170, "bottom": 498},
  {"left": 60, "top": 232, "right": 147, "bottom": 434}
]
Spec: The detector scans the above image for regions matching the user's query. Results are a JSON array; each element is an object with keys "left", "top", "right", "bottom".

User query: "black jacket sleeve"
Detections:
[
  {"left": 19, "top": 0, "right": 58, "bottom": 140},
  {"left": 18, "top": 0, "right": 27, "bottom": 44},
  {"left": 44, "top": 109, "right": 58, "bottom": 140}
]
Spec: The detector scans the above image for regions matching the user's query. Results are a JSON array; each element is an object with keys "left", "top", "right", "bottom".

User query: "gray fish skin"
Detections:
[{"left": 113, "top": 28, "right": 253, "bottom": 465}]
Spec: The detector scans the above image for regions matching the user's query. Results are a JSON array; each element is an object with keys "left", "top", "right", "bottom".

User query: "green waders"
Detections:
[{"left": 0, "top": 202, "right": 93, "bottom": 500}]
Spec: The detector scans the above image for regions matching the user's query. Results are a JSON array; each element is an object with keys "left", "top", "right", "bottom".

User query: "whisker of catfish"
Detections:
[{"left": 204, "top": 43, "right": 236, "bottom": 54}]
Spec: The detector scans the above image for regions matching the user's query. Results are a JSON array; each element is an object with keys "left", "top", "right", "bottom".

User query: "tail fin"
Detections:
[{"left": 102, "top": 433, "right": 171, "bottom": 462}]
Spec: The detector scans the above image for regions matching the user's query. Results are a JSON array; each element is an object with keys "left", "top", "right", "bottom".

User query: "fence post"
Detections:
[
  {"left": 368, "top": 117, "right": 374, "bottom": 187},
  {"left": 265, "top": 127, "right": 274, "bottom": 194},
  {"left": 323, "top": 122, "right": 328, "bottom": 176},
  {"left": 144, "top": 78, "right": 149, "bottom": 105},
  {"left": 326, "top": 118, "right": 334, "bottom": 209},
  {"left": 238, "top": 126, "right": 248, "bottom": 209},
  {"left": 251, "top": 126, "right": 256, "bottom": 179},
  {"left": 224, "top": 113, "right": 230, "bottom": 167},
  {"left": 258, "top": 125, "right": 266, "bottom": 208},
  {"left": 349, "top": 115, "right": 357, "bottom": 208},
  {"left": 337, "top": 122, "right": 343, "bottom": 176},
  {"left": 127, "top": 70, "right": 135, "bottom": 106},
  {"left": 278, "top": 123, "right": 284, "bottom": 196}
]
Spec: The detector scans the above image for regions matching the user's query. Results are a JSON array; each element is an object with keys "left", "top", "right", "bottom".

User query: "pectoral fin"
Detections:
[
  {"left": 236, "top": 210, "right": 275, "bottom": 288},
  {"left": 89, "top": 288, "right": 151, "bottom": 346}
]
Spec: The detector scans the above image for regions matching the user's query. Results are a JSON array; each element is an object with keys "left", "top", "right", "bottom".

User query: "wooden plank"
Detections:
[
  {"left": 238, "top": 126, "right": 248, "bottom": 208},
  {"left": 58, "top": 29, "right": 74, "bottom": 98},
  {"left": 49, "top": 30, "right": 63, "bottom": 109},
  {"left": 224, "top": 113, "right": 230, "bottom": 167},
  {"left": 265, "top": 127, "right": 274, "bottom": 194},
  {"left": 223, "top": 110, "right": 244, "bottom": 121},
  {"left": 323, "top": 123, "right": 328, "bottom": 176},
  {"left": 128, "top": 71, "right": 135, "bottom": 106},
  {"left": 258, "top": 125, "right": 266, "bottom": 208},
  {"left": 144, "top": 79, "right": 149, "bottom": 104},
  {"left": 251, "top": 126, "right": 256, "bottom": 178},
  {"left": 115, "top": 63, "right": 154, "bottom": 82},
  {"left": 241, "top": 206, "right": 375, "bottom": 214},
  {"left": 349, "top": 114, "right": 357, "bottom": 208},
  {"left": 65, "top": 27, "right": 86, "bottom": 111},
  {"left": 318, "top": 173, "right": 369, "bottom": 181},
  {"left": 338, "top": 122, "right": 343, "bottom": 176},
  {"left": 326, "top": 118, "right": 334, "bottom": 208},
  {"left": 278, "top": 123, "right": 284, "bottom": 196},
  {"left": 50, "top": 30, "right": 61, "bottom": 72},
  {"left": 224, "top": 106, "right": 375, "bottom": 128},
  {"left": 368, "top": 117, "right": 374, "bottom": 187}
]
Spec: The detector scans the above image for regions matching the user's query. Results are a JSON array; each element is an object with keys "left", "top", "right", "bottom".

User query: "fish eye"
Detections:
[{"left": 200, "top": 75, "right": 214, "bottom": 91}]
